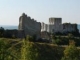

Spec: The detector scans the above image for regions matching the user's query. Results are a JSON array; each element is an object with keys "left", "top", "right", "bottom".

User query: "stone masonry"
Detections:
[
  {"left": 18, "top": 13, "right": 41, "bottom": 38},
  {"left": 41, "top": 17, "right": 78, "bottom": 33}
]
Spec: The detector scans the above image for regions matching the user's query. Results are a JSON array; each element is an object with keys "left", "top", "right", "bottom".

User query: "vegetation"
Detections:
[
  {"left": 0, "top": 38, "right": 20, "bottom": 60},
  {"left": 0, "top": 37, "right": 80, "bottom": 60},
  {"left": 61, "top": 41, "right": 80, "bottom": 60},
  {"left": 0, "top": 27, "right": 18, "bottom": 38},
  {"left": 0, "top": 27, "right": 5, "bottom": 37},
  {"left": 0, "top": 31, "right": 80, "bottom": 60},
  {"left": 0, "top": 38, "right": 63, "bottom": 60},
  {"left": 51, "top": 33, "right": 80, "bottom": 46}
]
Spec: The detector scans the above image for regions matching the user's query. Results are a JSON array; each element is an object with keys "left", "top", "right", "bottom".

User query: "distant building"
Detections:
[
  {"left": 41, "top": 17, "right": 78, "bottom": 34},
  {"left": 18, "top": 13, "right": 41, "bottom": 38}
]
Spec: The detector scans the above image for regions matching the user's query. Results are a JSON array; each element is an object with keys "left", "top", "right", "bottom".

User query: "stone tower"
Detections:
[
  {"left": 49, "top": 18, "right": 62, "bottom": 25},
  {"left": 48, "top": 18, "right": 62, "bottom": 33}
]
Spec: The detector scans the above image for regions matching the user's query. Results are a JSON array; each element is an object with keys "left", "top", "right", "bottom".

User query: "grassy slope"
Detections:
[
  {"left": 1, "top": 38, "right": 80, "bottom": 60},
  {"left": 26, "top": 42, "right": 64, "bottom": 60}
]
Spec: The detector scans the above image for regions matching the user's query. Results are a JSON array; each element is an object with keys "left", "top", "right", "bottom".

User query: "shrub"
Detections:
[{"left": 61, "top": 41, "right": 79, "bottom": 60}]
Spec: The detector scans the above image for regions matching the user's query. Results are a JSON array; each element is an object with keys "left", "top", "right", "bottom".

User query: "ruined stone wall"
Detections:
[
  {"left": 41, "top": 22, "right": 48, "bottom": 32},
  {"left": 62, "top": 23, "right": 78, "bottom": 33},
  {"left": 49, "top": 18, "right": 62, "bottom": 25},
  {"left": 18, "top": 13, "right": 41, "bottom": 38},
  {"left": 48, "top": 18, "right": 63, "bottom": 33},
  {"left": 41, "top": 17, "right": 78, "bottom": 34}
]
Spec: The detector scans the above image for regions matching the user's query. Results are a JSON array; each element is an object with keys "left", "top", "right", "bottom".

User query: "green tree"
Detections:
[
  {"left": 61, "top": 41, "right": 79, "bottom": 60},
  {"left": 0, "top": 27, "right": 5, "bottom": 37},
  {"left": 26, "top": 35, "right": 33, "bottom": 42},
  {"left": 68, "top": 33, "right": 74, "bottom": 39},
  {"left": 51, "top": 34, "right": 57, "bottom": 44}
]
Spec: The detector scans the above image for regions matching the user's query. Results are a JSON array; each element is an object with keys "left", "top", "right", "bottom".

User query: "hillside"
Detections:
[
  {"left": 0, "top": 38, "right": 64, "bottom": 60},
  {"left": 0, "top": 38, "right": 80, "bottom": 60}
]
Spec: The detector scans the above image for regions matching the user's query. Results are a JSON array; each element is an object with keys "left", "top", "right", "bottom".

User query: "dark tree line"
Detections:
[{"left": 0, "top": 27, "right": 18, "bottom": 38}]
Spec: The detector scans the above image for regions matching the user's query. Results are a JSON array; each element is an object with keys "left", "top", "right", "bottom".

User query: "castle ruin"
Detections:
[
  {"left": 18, "top": 13, "right": 41, "bottom": 38},
  {"left": 18, "top": 13, "right": 79, "bottom": 39},
  {"left": 41, "top": 17, "right": 78, "bottom": 34}
]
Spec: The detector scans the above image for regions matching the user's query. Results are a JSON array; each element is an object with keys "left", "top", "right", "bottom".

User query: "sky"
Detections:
[{"left": 0, "top": 0, "right": 80, "bottom": 26}]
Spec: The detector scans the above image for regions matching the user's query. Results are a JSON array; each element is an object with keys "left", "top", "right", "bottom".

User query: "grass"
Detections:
[{"left": 0, "top": 38, "right": 80, "bottom": 60}]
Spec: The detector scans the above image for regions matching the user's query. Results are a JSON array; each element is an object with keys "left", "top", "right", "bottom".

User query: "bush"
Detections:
[{"left": 61, "top": 41, "right": 79, "bottom": 60}]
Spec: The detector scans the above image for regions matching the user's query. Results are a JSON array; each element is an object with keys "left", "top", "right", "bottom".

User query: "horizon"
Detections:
[
  {"left": 0, "top": 0, "right": 80, "bottom": 25},
  {"left": 0, "top": 24, "right": 80, "bottom": 31},
  {"left": 0, "top": 23, "right": 80, "bottom": 26}
]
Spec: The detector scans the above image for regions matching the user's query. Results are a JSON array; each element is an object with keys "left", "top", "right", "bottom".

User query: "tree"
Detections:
[
  {"left": 61, "top": 41, "right": 79, "bottom": 60},
  {"left": 26, "top": 35, "right": 33, "bottom": 41},
  {"left": 0, "top": 27, "right": 5, "bottom": 37},
  {"left": 51, "top": 34, "right": 57, "bottom": 43},
  {"left": 68, "top": 33, "right": 74, "bottom": 39}
]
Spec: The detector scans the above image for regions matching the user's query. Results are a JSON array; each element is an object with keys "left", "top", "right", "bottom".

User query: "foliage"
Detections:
[
  {"left": 61, "top": 42, "right": 80, "bottom": 60},
  {"left": 0, "top": 38, "right": 21, "bottom": 60},
  {"left": 25, "top": 35, "right": 37, "bottom": 42},
  {"left": 24, "top": 42, "right": 63, "bottom": 60},
  {"left": 68, "top": 33, "right": 74, "bottom": 39},
  {"left": 51, "top": 34, "right": 80, "bottom": 46},
  {"left": 26, "top": 35, "right": 33, "bottom": 41},
  {"left": 52, "top": 35, "right": 69, "bottom": 45},
  {"left": 0, "top": 38, "right": 64, "bottom": 60},
  {"left": 0, "top": 27, "right": 5, "bottom": 37},
  {"left": 0, "top": 38, "right": 80, "bottom": 60}
]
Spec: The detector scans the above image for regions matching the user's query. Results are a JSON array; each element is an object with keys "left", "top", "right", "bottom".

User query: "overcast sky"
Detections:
[{"left": 0, "top": 0, "right": 80, "bottom": 26}]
